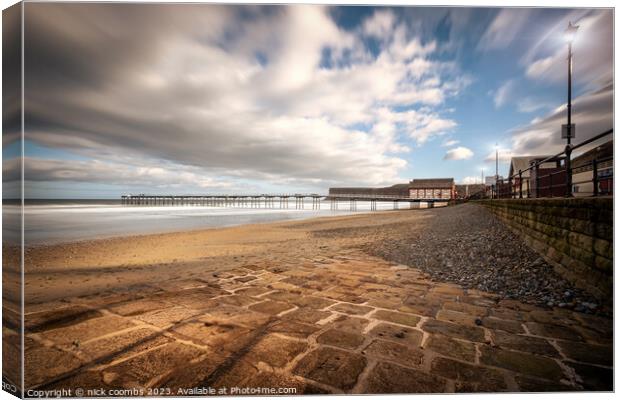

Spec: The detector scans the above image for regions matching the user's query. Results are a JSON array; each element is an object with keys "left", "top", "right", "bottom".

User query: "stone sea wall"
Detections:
[{"left": 478, "top": 198, "right": 613, "bottom": 302}]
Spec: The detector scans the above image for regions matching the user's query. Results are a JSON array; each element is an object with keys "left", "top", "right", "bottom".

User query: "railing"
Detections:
[{"left": 492, "top": 129, "right": 613, "bottom": 199}]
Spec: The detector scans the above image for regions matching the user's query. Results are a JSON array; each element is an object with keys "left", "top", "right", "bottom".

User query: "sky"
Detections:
[{"left": 2, "top": 3, "right": 614, "bottom": 198}]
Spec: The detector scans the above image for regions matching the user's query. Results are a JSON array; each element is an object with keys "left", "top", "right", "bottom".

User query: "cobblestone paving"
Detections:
[{"left": 15, "top": 251, "right": 613, "bottom": 394}]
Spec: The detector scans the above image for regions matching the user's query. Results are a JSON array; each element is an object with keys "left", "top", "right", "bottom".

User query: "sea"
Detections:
[{"left": 3, "top": 199, "right": 428, "bottom": 245}]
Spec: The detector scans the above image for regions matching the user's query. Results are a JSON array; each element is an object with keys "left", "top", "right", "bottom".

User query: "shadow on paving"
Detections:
[{"left": 17, "top": 249, "right": 612, "bottom": 394}]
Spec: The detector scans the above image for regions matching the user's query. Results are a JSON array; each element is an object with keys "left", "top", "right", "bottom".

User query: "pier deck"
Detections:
[{"left": 120, "top": 194, "right": 449, "bottom": 211}]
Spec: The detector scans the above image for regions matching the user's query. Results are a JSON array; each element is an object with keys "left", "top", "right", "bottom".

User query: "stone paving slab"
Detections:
[
  {"left": 430, "top": 357, "right": 508, "bottom": 392},
  {"left": 24, "top": 253, "right": 613, "bottom": 394},
  {"left": 102, "top": 342, "right": 207, "bottom": 388},
  {"left": 425, "top": 334, "right": 476, "bottom": 363},
  {"left": 293, "top": 347, "right": 367, "bottom": 391},
  {"left": 367, "top": 322, "right": 423, "bottom": 347},
  {"left": 361, "top": 361, "right": 447, "bottom": 394}
]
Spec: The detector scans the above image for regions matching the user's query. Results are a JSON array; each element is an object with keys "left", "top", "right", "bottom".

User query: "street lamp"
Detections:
[
  {"left": 564, "top": 21, "right": 578, "bottom": 197},
  {"left": 564, "top": 21, "right": 579, "bottom": 145},
  {"left": 494, "top": 143, "right": 499, "bottom": 198},
  {"left": 495, "top": 143, "right": 499, "bottom": 183}
]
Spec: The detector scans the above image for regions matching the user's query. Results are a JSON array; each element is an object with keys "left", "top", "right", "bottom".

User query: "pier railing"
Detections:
[{"left": 493, "top": 129, "right": 613, "bottom": 199}]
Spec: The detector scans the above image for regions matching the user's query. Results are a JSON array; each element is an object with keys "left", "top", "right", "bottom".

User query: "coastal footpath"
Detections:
[{"left": 4, "top": 203, "right": 612, "bottom": 393}]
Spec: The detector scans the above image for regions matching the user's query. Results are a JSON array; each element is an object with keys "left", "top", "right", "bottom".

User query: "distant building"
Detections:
[
  {"left": 455, "top": 184, "right": 486, "bottom": 199},
  {"left": 502, "top": 141, "right": 614, "bottom": 198},
  {"left": 409, "top": 178, "right": 455, "bottom": 200},
  {"left": 508, "top": 156, "right": 558, "bottom": 198},
  {"left": 485, "top": 175, "right": 503, "bottom": 186},
  {"left": 328, "top": 183, "right": 410, "bottom": 198},
  {"left": 571, "top": 140, "right": 613, "bottom": 196},
  {"left": 329, "top": 178, "right": 456, "bottom": 200}
]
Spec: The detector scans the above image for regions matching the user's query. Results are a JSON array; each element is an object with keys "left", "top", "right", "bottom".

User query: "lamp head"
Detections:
[{"left": 564, "top": 21, "right": 579, "bottom": 43}]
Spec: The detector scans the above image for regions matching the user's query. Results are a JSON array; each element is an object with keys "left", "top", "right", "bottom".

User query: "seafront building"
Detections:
[
  {"left": 409, "top": 178, "right": 455, "bottom": 200},
  {"left": 327, "top": 183, "right": 410, "bottom": 198},
  {"left": 500, "top": 139, "right": 613, "bottom": 198},
  {"left": 509, "top": 155, "right": 558, "bottom": 198},
  {"left": 329, "top": 178, "right": 457, "bottom": 200},
  {"left": 571, "top": 140, "right": 613, "bottom": 196}
]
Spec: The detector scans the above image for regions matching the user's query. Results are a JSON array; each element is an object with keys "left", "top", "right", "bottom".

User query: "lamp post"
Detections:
[
  {"left": 495, "top": 143, "right": 499, "bottom": 182},
  {"left": 564, "top": 21, "right": 578, "bottom": 197},
  {"left": 495, "top": 143, "right": 499, "bottom": 198},
  {"left": 564, "top": 21, "right": 578, "bottom": 146}
]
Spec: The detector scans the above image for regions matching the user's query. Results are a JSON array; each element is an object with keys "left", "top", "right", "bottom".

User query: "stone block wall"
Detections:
[{"left": 478, "top": 198, "right": 612, "bottom": 302}]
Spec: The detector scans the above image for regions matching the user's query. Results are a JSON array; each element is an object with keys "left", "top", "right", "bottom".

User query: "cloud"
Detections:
[
  {"left": 507, "top": 84, "right": 612, "bottom": 157},
  {"left": 460, "top": 176, "right": 482, "bottom": 184},
  {"left": 523, "top": 10, "right": 612, "bottom": 89},
  {"left": 363, "top": 9, "right": 396, "bottom": 39},
  {"left": 444, "top": 146, "right": 474, "bottom": 160},
  {"left": 493, "top": 81, "right": 552, "bottom": 113},
  {"left": 478, "top": 9, "right": 532, "bottom": 51},
  {"left": 20, "top": 4, "right": 468, "bottom": 192},
  {"left": 441, "top": 139, "right": 459, "bottom": 147},
  {"left": 493, "top": 80, "right": 516, "bottom": 108},
  {"left": 371, "top": 107, "right": 457, "bottom": 148},
  {"left": 526, "top": 57, "right": 554, "bottom": 79},
  {"left": 13, "top": 158, "right": 232, "bottom": 189},
  {"left": 484, "top": 148, "right": 513, "bottom": 163},
  {"left": 516, "top": 97, "right": 554, "bottom": 113}
]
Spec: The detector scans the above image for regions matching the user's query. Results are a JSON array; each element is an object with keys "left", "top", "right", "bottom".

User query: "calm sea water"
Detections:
[{"left": 3, "top": 199, "right": 426, "bottom": 245}]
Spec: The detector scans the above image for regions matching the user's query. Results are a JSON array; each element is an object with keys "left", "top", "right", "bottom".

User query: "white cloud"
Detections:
[
  {"left": 21, "top": 4, "right": 468, "bottom": 191},
  {"left": 507, "top": 84, "right": 612, "bottom": 157},
  {"left": 484, "top": 148, "right": 513, "bottom": 163},
  {"left": 493, "top": 80, "right": 516, "bottom": 108},
  {"left": 516, "top": 97, "right": 554, "bottom": 113},
  {"left": 523, "top": 10, "right": 612, "bottom": 89},
  {"left": 525, "top": 57, "right": 554, "bottom": 79},
  {"left": 444, "top": 146, "right": 474, "bottom": 160},
  {"left": 461, "top": 176, "right": 482, "bottom": 184},
  {"left": 481, "top": 85, "right": 612, "bottom": 169},
  {"left": 478, "top": 9, "right": 532, "bottom": 51},
  {"left": 441, "top": 139, "right": 459, "bottom": 147},
  {"left": 363, "top": 9, "right": 397, "bottom": 39}
]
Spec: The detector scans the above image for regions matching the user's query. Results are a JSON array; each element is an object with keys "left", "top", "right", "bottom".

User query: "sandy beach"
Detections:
[
  {"left": 3, "top": 204, "right": 613, "bottom": 393},
  {"left": 19, "top": 209, "right": 422, "bottom": 305},
  {"left": 17, "top": 203, "right": 599, "bottom": 311}
]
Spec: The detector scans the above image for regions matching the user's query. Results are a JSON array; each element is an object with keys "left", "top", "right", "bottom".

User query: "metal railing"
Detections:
[{"left": 492, "top": 129, "right": 613, "bottom": 199}]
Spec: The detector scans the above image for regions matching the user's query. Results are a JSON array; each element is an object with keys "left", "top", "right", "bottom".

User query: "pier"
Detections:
[
  {"left": 121, "top": 194, "right": 323, "bottom": 209},
  {"left": 120, "top": 194, "right": 448, "bottom": 211}
]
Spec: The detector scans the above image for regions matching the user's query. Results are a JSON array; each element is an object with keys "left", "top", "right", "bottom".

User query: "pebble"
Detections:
[{"left": 366, "top": 203, "right": 607, "bottom": 316}]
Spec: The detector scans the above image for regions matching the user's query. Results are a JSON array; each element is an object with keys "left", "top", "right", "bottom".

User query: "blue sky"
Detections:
[{"left": 4, "top": 4, "right": 613, "bottom": 198}]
